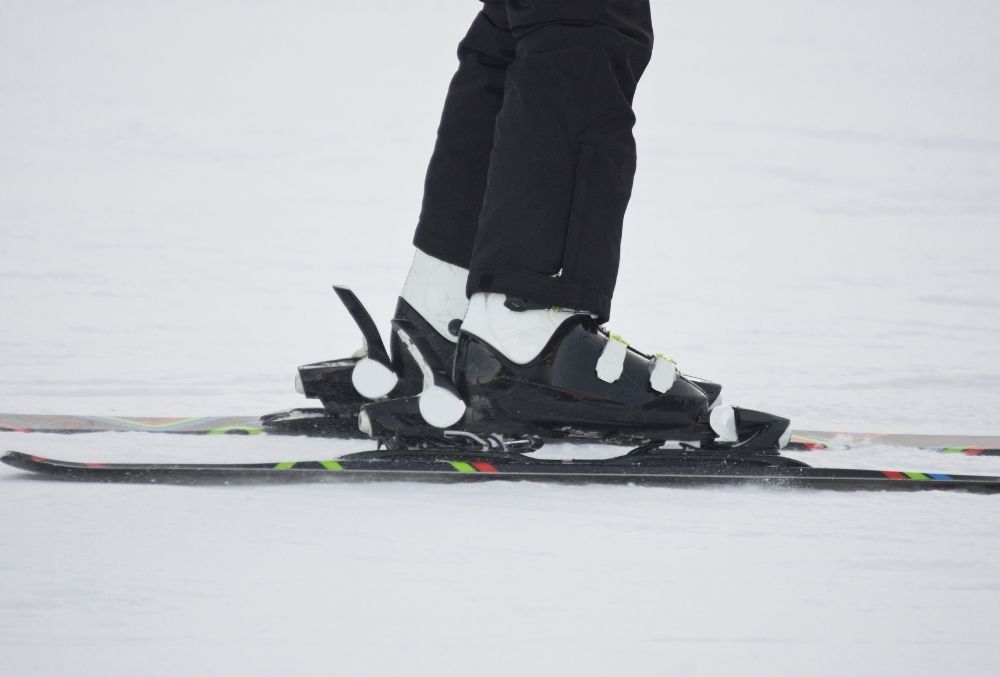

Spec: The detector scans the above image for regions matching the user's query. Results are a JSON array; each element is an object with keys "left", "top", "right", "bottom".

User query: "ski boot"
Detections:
[
  {"left": 263, "top": 249, "right": 470, "bottom": 435},
  {"left": 261, "top": 286, "right": 458, "bottom": 436},
  {"left": 359, "top": 293, "right": 790, "bottom": 454}
]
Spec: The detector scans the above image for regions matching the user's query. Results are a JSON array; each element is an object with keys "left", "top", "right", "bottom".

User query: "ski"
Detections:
[
  {"left": 783, "top": 431, "right": 1000, "bottom": 456},
  {"left": 0, "top": 413, "right": 267, "bottom": 435},
  {"left": 2, "top": 412, "right": 998, "bottom": 455},
  {"left": 4, "top": 449, "right": 999, "bottom": 493},
  {"left": 0, "top": 410, "right": 359, "bottom": 437}
]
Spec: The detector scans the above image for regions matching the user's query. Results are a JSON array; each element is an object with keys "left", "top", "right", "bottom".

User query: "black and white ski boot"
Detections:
[
  {"left": 359, "top": 293, "right": 790, "bottom": 453},
  {"left": 262, "top": 250, "right": 468, "bottom": 435}
]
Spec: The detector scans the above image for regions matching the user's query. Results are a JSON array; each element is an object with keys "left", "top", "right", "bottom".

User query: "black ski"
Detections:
[{"left": 4, "top": 450, "right": 999, "bottom": 493}]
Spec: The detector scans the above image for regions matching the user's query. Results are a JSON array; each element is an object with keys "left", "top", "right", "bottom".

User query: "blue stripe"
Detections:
[{"left": 927, "top": 473, "right": 951, "bottom": 480}]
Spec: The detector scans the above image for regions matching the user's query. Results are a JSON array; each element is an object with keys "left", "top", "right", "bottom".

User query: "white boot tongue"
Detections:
[
  {"left": 460, "top": 292, "right": 581, "bottom": 364},
  {"left": 400, "top": 249, "right": 470, "bottom": 343}
]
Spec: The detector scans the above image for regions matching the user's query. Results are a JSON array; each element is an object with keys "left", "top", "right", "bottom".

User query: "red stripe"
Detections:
[
  {"left": 882, "top": 470, "right": 905, "bottom": 480},
  {"left": 30, "top": 455, "right": 47, "bottom": 463},
  {"left": 471, "top": 461, "right": 498, "bottom": 473},
  {"left": 803, "top": 442, "right": 827, "bottom": 450},
  {"left": 85, "top": 462, "right": 105, "bottom": 469},
  {"left": 963, "top": 448, "right": 984, "bottom": 456}
]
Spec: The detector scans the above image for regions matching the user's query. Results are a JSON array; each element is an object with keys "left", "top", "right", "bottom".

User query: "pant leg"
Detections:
[
  {"left": 412, "top": 1, "right": 516, "bottom": 269},
  {"left": 466, "top": 0, "right": 653, "bottom": 323}
]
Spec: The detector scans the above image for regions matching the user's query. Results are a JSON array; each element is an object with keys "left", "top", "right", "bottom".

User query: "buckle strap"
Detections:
[
  {"left": 596, "top": 334, "right": 679, "bottom": 393},
  {"left": 596, "top": 333, "right": 629, "bottom": 383},
  {"left": 649, "top": 353, "right": 678, "bottom": 393}
]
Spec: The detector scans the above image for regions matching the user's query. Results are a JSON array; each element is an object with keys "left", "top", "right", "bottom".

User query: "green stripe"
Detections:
[
  {"left": 319, "top": 460, "right": 343, "bottom": 471},
  {"left": 449, "top": 461, "right": 476, "bottom": 473},
  {"left": 943, "top": 447, "right": 965, "bottom": 454},
  {"left": 207, "top": 426, "right": 264, "bottom": 436},
  {"left": 274, "top": 461, "right": 296, "bottom": 470},
  {"left": 904, "top": 471, "right": 929, "bottom": 480}
]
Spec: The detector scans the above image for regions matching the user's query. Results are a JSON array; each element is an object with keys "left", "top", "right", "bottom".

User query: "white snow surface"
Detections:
[{"left": 2, "top": 1, "right": 1000, "bottom": 675}]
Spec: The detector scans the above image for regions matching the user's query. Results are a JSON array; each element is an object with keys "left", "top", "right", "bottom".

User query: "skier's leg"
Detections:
[
  {"left": 434, "top": 2, "right": 750, "bottom": 444},
  {"left": 466, "top": 0, "right": 654, "bottom": 324},
  {"left": 411, "top": 0, "right": 514, "bottom": 270},
  {"left": 402, "top": 1, "right": 516, "bottom": 344},
  {"left": 362, "top": 3, "right": 790, "bottom": 450}
]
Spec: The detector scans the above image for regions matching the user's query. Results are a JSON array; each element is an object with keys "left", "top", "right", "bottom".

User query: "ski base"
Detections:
[{"left": 4, "top": 450, "right": 999, "bottom": 493}]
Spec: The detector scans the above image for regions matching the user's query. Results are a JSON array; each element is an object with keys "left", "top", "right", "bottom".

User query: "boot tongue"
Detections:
[
  {"left": 461, "top": 292, "right": 585, "bottom": 364},
  {"left": 399, "top": 248, "right": 469, "bottom": 343}
]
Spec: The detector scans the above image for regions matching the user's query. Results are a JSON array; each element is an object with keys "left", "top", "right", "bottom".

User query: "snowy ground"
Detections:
[{"left": 2, "top": 1, "right": 999, "bottom": 675}]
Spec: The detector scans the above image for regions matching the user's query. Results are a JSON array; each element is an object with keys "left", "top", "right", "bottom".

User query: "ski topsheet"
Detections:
[
  {"left": 1, "top": 412, "right": 998, "bottom": 455},
  {"left": 787, "top": 431, "right": 1000, "bottom": 455},
  {"left": 3, "top": 450, "right": 1000, "bottom": 493},
  {"left": 0, "top": 413, "right": 265, "bottom": 435}
]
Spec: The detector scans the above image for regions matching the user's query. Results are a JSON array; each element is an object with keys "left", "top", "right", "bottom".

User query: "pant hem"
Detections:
[
  {"left": 466, "top": 266, "right": 612, "bottom": 323},
  {"left": 413, "top": 227, "right": 474, "bottom": 270}
]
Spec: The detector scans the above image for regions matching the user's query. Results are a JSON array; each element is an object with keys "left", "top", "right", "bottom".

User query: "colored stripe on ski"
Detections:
[
  {"left": 4, "top": 451, "right": 1000, "bottom": 493},
  {"left": 274, "top": 460, "right": 344, "bottom": 471}
]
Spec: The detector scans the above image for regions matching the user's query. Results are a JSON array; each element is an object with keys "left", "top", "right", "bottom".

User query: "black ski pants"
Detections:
[{"left": 412, "top": 0, "right": 653, "bottom": 323}]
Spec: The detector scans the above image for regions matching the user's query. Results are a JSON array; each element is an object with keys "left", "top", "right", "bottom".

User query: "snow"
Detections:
[{"left": 1, "top": 1, "right": 999, "bottom": 675}]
